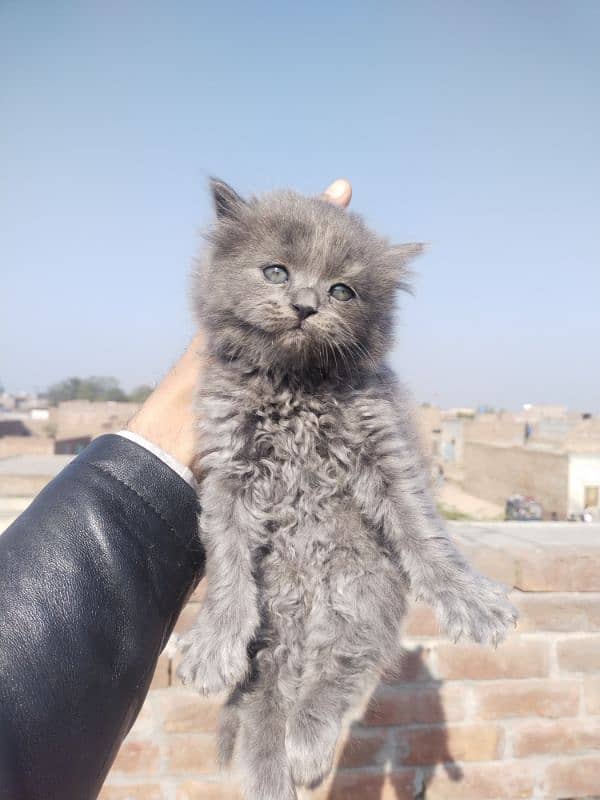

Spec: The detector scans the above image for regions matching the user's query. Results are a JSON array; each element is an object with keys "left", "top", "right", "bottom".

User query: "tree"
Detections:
[
  {"left": 47, "top": 376, "right": 127, "bottom": 405},
  {"left": 128, "top": 385, "right": 153, "bottom": 403},
  {"left": 46, "top": 376, "right": 154, "bottom": 405}
]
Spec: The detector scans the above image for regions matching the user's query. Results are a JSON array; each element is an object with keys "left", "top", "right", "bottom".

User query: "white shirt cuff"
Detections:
[{"left": 115, "top": 430, "right": 197, "bottom": 490}]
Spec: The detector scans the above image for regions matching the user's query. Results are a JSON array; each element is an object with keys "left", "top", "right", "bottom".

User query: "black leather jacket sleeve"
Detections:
[{"left": 0, "top": 434, "right": 204, "bottom": 800}]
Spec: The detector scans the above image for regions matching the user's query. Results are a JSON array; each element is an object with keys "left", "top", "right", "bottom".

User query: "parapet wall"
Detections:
[
  {"left": 0, "top": 435, "right": 54, "bottom": 459},
  {"left": 101, "top": 523, "right": 600, "bottom": 800}
]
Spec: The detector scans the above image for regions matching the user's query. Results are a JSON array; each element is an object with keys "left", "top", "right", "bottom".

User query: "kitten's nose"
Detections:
[
  {"left": 293, "top": 303, "right": 318, "bottom": 321},
  {"left": 291, "top": 288, "right": 319, "bottom": 321}
]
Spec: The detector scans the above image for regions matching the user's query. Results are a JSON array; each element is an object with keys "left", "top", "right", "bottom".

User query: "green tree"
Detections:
[
  {"left": 128, "top": 385, "right": 153, "bottom": 403},
  {"left": 47, "top": 376, "right": 127, "bottom": 405}
]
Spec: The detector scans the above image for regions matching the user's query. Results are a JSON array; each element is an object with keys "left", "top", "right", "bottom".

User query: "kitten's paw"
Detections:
[
  {"left": 285, "top": 708, "right": 339, "bottom": 788},
  {"left": 177, "top": 628, "right": 249, "bottom": 694},
  {"left": 438, "top": 575, "right": 518, "bottom": 646}
]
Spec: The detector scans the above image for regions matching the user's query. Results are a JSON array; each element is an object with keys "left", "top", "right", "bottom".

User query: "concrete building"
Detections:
[
  {"left": 463, "top": 441, "right": 600, "bottom": 520},
  {"left": 0, "top": 399, "right": 142, "bottom": 458},
  {"left": 415, "top": 405, "right": 443, "bottom": 457},
  {"left": 48, "top": 399, "right": 140, "bottom": 440},
  {"left": 569, "top": 453, "right": 600, "bottom": 515}
]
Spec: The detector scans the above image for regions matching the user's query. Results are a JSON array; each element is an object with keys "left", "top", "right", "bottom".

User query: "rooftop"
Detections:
[{"left": 0, "top": 454, "right": 74, "bottom": 476}]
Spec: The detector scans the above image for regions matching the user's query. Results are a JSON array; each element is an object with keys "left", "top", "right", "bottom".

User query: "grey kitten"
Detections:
[{"left": 178, "top": 180, "right": 517, "bottom": 800}]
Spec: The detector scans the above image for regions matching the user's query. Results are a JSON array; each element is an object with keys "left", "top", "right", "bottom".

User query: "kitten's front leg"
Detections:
[
  {"left": 178, "top": 477, "right": 260, "bottom": 693},
  {"left": 351, "top": 402, "right": 517, "bottom": 645},
  {"left": 358, "top": 469, "right": 516, "bottom": 643}
]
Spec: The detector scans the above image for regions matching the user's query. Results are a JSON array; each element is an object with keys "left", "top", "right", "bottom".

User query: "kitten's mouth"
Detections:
[
  {"left": 287, "top": 320, "right": 309, "bottom": 333},
  {"left": 281, "top": 324, "right": 311, "bottom": 345}
]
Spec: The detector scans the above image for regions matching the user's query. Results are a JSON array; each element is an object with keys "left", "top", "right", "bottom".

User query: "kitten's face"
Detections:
[{"left": 192, "top": 179, "right": 421, "bottom": 377}]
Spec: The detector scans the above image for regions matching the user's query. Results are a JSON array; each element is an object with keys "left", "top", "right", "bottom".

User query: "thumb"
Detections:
[{"left": 321, "top": 178, "right": 352, "bottom": 208}]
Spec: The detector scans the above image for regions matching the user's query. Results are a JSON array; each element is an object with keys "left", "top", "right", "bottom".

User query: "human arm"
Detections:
[{"left": 0, "top": 433, "right": 204, "bottom": 800}]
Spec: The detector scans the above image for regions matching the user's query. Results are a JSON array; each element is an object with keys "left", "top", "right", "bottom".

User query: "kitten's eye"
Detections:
[
  {"left": 329, "top": 283, "right": 356, "bottom": 301},
  {"left": 262, "top": 264, "right": 289, "bottom": 284}
]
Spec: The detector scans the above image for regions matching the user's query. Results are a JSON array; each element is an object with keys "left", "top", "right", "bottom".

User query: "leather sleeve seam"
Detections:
[{"left": 86, "top": 460, "right": 200, "bottom": 552}]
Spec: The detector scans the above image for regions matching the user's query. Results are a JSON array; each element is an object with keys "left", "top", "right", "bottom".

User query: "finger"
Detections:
[{"left": 321, "top": 178, "right": 352, "bottom": 208}]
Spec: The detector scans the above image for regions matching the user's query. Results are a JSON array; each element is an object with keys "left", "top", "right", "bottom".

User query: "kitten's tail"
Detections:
[
  {"left": 218, "top": 688, "right": 243, "bottom": 767},
  {"left": 238, "top": 680, "right": 297, "bottom": 800}
]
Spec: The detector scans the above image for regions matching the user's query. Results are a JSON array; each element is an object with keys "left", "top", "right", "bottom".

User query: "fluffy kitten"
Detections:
[{"left": 178, "top": 179, "right": 517, "bottom": 800}]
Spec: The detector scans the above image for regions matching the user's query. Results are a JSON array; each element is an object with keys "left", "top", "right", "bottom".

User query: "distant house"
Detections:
[
  {"left": 0, "top": 420, "right": 31, "bottom": 438},
  {"left": 463, "top": 442, "right": 600, "bottom": 520},
  {"left": 54, "top": 436, "right": 92, "bottom": 455}
]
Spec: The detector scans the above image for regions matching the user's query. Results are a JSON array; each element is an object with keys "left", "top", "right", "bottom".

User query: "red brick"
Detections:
[
  {"left": 176, "top": 781, "right": 243, "bottom": 800},
  {"left": 364, "top": 683, "right": 466, "bottom": 726},
  {"left": 459, "top": 542, "right": 517, "bottom": 587},
  {"left": 424, "top": 759, "right": 537, "bottom": 800},
  {"left": 515, "top": 592, "right": 600, "bottom": 632},
  {"left": 164, "top": 733, "right": 218, "bottom": 775},
  {"left": 150, "top": 653, "right": 171, "bottom": 689},
  {"left": 436, "top": 639, "right": 549, "bottom": 680},
  {"left": 99, "top": 785, "right": 165, "bottom": 800},
  {"left": 111, "top": 739, "right": 160, "bottom": 775},
  {"left": 585, "top": 675, "right": 600, "bottom": 713},
  {"left": 396, "top": 724, "right": 502, "bottom": 765},
  {"left": 174, "top": 601, "right": 202, "bottom": 635},
  {"left": 544, "top": 755, "right": 600, "bottom": 798},
  {"left": 513, "top": 719, "right": 600, "bottom": 757},
  {"left": 403, "top": 603, "right": 440, "bottom": 637},
  {"left": 515, "top": 549, "right": 600, "bottom": 591},
  {"left": 127, "top": 698, "right": 156, "bottom": 737},
  {"left": 473, "top": 679, "right": 580, "bottom": 720},
  {"left": 557, "top": 635, "right": 600, "bottom": 673},
  {"left": 314, "top": 769, "right": 417, "bottom": 800},
  {"left": 155, "top": 690, "right": 221, "bottom": 733}
]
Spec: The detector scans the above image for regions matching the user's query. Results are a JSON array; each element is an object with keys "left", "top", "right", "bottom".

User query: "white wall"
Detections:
[{"left": 568, "top": 453, "right": 600, "bottom": 515}]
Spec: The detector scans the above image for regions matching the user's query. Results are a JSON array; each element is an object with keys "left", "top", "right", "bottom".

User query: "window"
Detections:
[{"left": 584, "top": 486, "right": 599, "bottom": 508}]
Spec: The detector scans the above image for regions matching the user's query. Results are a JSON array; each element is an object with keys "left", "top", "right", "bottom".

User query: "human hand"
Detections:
[{"left": 126, "top": 178, "right": 353, "bottom": 468}]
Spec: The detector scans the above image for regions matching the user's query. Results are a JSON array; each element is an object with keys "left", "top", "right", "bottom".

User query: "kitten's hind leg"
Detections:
[
  {"left": 286, "top": 564, "right": 406, "bottom": 788},
  {"left": 238, "top": 654, "right": 296, "bottom": 800},
  {"left": 285, "top": 655, "right": 376, "bottom": 789}
]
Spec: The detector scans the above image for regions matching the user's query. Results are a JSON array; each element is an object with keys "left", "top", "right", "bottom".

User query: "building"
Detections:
[
  {"left": 463, "top": 441, "right": 600, "bottom": 520},
  {"left": 0, "top": 399, "right": 142, "bottom": 459},
  {"left": 48, "top": 399, "right": 140, "bottom": 440}
]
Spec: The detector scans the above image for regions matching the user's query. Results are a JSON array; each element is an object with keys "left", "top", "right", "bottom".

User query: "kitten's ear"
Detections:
[
  {"left": 388, "top": 243, "right": 425, "bottom": 293},
  {"left": 389, "top": 242, "right": 426, "bottom": 264},
  {"left": 209, "top": 177, "right": 247, "bottom": 221}
]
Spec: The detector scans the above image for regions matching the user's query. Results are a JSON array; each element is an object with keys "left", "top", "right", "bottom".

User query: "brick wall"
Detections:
[{"left": 101, "top": 524, "right": 600, "bottom": 800}]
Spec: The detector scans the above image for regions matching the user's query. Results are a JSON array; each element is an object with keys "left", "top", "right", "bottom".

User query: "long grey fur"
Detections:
[{"left": 177, "top": 179, "right": 517, "bottom": 799}]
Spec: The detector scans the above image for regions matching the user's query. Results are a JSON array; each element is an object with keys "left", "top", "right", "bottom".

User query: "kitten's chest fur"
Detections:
[
  {"left": 199, "top": 368, "right": 360, "bottom": 541},
  {"left": 250, "top": 387, "right": 351, "bottom": 520}
]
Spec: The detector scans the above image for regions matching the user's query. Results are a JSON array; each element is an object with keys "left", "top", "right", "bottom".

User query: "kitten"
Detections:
[{"left": 178, "top": 179, "right": 517, "bottom": 800}]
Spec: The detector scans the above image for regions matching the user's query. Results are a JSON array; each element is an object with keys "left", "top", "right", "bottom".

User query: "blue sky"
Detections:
[{"left": 2, "top": 1, "right": 599, "bottom": 410}]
